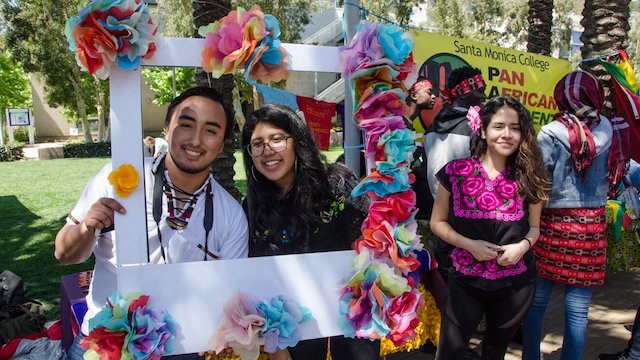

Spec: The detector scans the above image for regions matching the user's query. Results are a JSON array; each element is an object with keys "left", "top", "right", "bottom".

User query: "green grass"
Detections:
[
  {"left": 0, "top": 147, "right": 345, "bottom": 320},
  {"left": 0, "top": 158, "right": 109, "bottom": 318}
]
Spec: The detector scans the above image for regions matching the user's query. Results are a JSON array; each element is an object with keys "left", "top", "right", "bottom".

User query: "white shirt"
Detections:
[{"left": 67, "top": 156, "right": 249, "bottom": 334}]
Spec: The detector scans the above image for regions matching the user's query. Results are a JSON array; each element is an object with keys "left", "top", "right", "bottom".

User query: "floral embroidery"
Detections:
[
  {"left": 450, "top": 247, "right": 526, "bottom": 279},
  {"left": 446, "top": 158, "right": 524, "bottom": 221}
]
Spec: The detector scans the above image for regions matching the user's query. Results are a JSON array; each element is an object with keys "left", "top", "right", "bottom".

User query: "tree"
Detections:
[
  {"left": 360, "top": 0, "right": 423, "bottom": 27},
  {"left": 231, "top": 0, "right": 312, "bottom": 43},
  {"left": 429, "top": 0, "right": 464, "bottom": 37},
  {"left": 552, "top": 0, "right": 582, "bottom": 59},
  {"left": 527, "top": 0, "right": 553, "bottom": 55},
  {"left": 192, "top": 0, "right": 241, "bottom": 200},
  {"left": 1, "top": 0, "right": 107, "bottom": 143},
  {"left": 143, "top": 0, "right": 196, "bottom": 106},
  {"left": 0, "top": 46, "right": 31, "bottom": 142},
  {"left": 580, "top": 0, "right": 631, "bottom": 117}
]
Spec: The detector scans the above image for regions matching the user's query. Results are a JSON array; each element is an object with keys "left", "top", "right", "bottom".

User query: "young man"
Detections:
[
  {"left": 56, "top": 87, "right": 249, "bottom": 359},
  {"left": 405, "top": 78, "right": 437, "bottom": 126}
]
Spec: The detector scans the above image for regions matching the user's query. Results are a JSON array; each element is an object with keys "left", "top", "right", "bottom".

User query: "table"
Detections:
[{"left": 60, "top": 271, "right": 91, "bottom": 352}]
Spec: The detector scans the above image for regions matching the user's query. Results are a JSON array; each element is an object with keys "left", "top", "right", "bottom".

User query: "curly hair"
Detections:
[
  {"left": 241, "top": 104, "right": 334, "bottom": 254},
  {"left": 470, "top": 96, "right": 550, "bottom": 203}
]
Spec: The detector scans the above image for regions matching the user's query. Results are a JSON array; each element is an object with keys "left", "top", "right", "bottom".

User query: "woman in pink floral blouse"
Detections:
[{"left": 430, "top": 96, "right": 550, "bottom": 360}]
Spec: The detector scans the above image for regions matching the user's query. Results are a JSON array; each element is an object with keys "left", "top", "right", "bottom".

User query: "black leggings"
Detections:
[{"left": 435, "top": 280, "right": 535, "bottom": 360}]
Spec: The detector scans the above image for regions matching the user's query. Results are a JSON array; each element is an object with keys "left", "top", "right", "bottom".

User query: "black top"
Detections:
[
  {"left": 435, "top": 158, "right": 537, "bottom": 291},
  {"left": 247, "top": 163, "right": 368, "bottom": 257}
]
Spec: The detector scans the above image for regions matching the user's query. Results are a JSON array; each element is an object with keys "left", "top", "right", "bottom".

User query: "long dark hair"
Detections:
[
  {"left": 471, "top": 96, "right": 550, "bottom": 203},
  {"left": 241, "top": 104, "right": 333, "bottom": 254}
]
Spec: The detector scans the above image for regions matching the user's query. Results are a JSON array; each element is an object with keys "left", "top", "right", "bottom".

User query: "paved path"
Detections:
[{"left": 387, "top": 268, "right": 640, "bottom": 359}]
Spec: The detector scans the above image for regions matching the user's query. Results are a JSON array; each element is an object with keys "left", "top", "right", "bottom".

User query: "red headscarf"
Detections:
[{"left": 553, "top": 70, "right": 629, "bottom": 194}]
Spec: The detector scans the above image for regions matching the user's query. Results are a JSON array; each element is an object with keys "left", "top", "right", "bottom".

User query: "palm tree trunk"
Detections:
[
  {"left": 192, "top": 0, "right": 241, "bottom": 201},
  {"left": 527, "top": 0, "right": 553, "bottom": 55},
  {"left": 580, "top": 0, "right": 631, "bottom": 117}
]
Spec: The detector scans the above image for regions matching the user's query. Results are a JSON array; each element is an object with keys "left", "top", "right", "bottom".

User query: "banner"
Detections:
[
  {"left": 410, "top": 31, "right": 573, "bottom": 132},
  {"left": 296, "top": 96, "right": 335, "bottom": 150}
]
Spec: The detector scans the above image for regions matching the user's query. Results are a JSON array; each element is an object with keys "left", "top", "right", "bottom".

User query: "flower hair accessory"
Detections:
[
  {"left": 81, "top": 292, "right": 176, "bottom": 359},
  {"left": 198, "top": 5, "right": 290, "bottom": 84},
  {"left": 466, "top": 105, "right": 482, "bottom": 135},
  {"left": 209, "top": 292, "right": 311, "bottom": 360},
  {"left": 108, "top": 163, "right": 140, "bottom": 198},
  {"left": 65, "top": 0, "right": 160, "bottom": 79}
]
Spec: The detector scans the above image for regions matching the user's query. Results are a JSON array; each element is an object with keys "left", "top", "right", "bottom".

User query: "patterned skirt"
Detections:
[{"left": 533, "top": 207, "right": 607, "bottom": 287}]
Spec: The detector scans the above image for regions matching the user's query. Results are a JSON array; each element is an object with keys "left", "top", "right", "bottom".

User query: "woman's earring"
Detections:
[
  {"left": 251, "top": 166, "right": 259, "bottom": 182},
  {"left": 294, "top": 158, "right": 298, "bottom": 173}
]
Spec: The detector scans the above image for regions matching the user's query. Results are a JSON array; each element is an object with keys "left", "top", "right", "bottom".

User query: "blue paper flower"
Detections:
[
  {"left": 378, "top": 129, "right": 417, "bottom": 165},
  {"left": 257, "top": 296, "right": 311, "bottom": 353},
  {"left": 377, "top": 23, "right": 414, "bottom": 65}
]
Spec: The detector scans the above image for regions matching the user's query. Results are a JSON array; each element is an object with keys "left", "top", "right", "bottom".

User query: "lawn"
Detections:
[{"left": 0, "top": 147, "right": 344, "bottom": 320}]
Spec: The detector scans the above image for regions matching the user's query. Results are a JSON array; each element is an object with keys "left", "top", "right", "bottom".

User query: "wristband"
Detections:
[{"left": 522, "top": 238, "right": 532, "bottom": 250}]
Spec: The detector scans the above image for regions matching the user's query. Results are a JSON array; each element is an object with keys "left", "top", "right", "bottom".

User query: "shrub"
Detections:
[
  {"left": 63, "top": 142, "right": 111, "bottom": 158},
  {"left": 0, "top": 145, "right": 24, "bottom": 162}
]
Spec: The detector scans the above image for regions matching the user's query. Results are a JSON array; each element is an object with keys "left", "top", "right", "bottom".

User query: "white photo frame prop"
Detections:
[{"left": 111, "top": 38, "right": 351, "bottom": 354}]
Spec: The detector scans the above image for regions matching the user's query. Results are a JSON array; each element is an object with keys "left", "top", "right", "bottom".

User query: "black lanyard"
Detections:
[{"left": 151, "top": 157, "right": 214, "bottom": 263}]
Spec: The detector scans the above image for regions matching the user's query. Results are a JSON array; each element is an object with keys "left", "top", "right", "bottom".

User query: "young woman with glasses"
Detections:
[{"left": 241, "top": 104, "right": 380, "bottom": 360}]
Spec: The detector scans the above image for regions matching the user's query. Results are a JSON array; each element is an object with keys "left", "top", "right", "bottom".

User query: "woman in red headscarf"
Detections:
[{"left": 522, "top": 70, "right": 629, "bottom": 360}]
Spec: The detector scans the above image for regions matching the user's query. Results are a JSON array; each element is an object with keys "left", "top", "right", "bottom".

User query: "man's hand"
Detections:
[
  {"left": 81, "top": 197, "right": 125, "bottom": 236},
  {"left": 55, "top": 197, "right": 125, "bottom": 265}
]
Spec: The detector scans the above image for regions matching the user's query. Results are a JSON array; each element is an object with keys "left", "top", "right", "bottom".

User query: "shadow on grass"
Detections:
[{"left": 0, "top": 195, "right": 93, "bottom": 320}]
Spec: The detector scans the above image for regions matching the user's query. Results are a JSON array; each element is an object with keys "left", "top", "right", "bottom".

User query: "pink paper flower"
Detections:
[
  {"left": 386, "top": 288, "right": 423, "bottom": 346},
  {"left": 475, "top": 190, "right": 502, "bottom": 211},
  {"left": 466, "top": 105, "right": 482, "bottom": 135},
  {"left": 363, "top": 191, "right": 416, "bottom": 229},
  {"left": 198, "top": 5, "right": 267, "bottom": 78},
  {"left": 209, "top": 292, "right": 266, "bottom": 360}
]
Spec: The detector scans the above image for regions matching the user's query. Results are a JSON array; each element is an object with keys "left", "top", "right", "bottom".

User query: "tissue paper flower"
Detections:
[
  {"left": 338, "top": 22, "right": 385, "bottom": 78},
  {"left": 394, "top": 220, "right": 423, "bottom": 258},
  {"left": 356, "top": 220, "right": 420, "bottom": 274},
  {"left": 339, "top": 251, "right": 412, "bottom": 338},
  {"left": 198, "top": 5, "right": 267, "bottom": 78},
  {"left": 209, "top": 292, "right": 266, "bottom": 360},
  {"left": 354, "top": 89, "right": 406, "bottom": 122},
  {"left": 357, "top": 116, "right": 405, "bottom": 158},
  {"left": 65, "top": 0, "right": 159, "bottom": 79},
  {"left": 466, "top": 105, "right": 482, "bottom": 135},
  {"left": 81, "top": 292, "right": 175, "bottom": 359},
  {"left": 244, "top": 14, "right": 290, "bottom": 83},
  {"left": 257, "top": 296, "right": 311, "bottom": 353},
  {"left": 350, "top": 66, "right": 405, "bottom": 111},
  {"left": 377, "top": 23, "right": 414, "bottom": 65},
  {"left": 108, "top": 163, "right": 140, "bottom": 198},
  {"left": 362, "top": 190, "right": 416, "bottom": 230},
  {"left": 351, "top": 163, "right": 412, "bottom": 198},
  {"left": 376, "top": 129, "right": 417, "bottom": 164},
  {"left": 385, "top": 288, "right": 424, "bottom": 346},
  {"left": 209, "top": 292, "right": 312, "bottom": 359}
]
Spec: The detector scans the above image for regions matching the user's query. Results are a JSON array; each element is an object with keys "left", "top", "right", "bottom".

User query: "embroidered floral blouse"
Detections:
[{"left": 436, "top": 157, "right": 537, "bottom": 291}]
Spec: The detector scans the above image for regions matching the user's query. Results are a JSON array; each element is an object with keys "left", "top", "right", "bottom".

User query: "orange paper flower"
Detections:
[{"left": 108, "top": 163, "right": 140, "bottom": 198}]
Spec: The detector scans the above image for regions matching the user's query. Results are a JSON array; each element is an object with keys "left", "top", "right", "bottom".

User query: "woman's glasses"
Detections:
[{"left": 247, "top": 135, "right": 291, "bottom": 157}]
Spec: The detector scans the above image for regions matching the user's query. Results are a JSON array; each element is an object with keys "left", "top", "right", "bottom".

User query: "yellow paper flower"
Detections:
[{"left": 108, "top": 163, "right": 140, "bottom": 198}]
